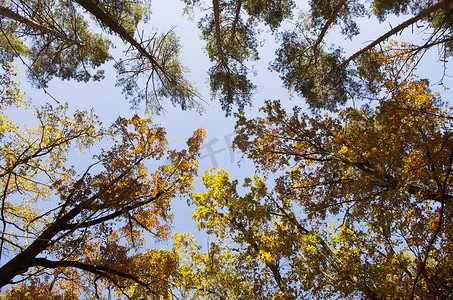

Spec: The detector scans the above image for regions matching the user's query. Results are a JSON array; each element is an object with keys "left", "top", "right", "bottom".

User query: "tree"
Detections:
[
  {"left": 175, "top": 44, "right": 453, "bottom": 299},
  {"left": 0, "top": 0, "right": 200, "bottom": 113},
  {"left": 184, "top": 0, "right": 453, "bottom": 113},
  {"left": 183, "top": 0, "right": 295, "bottom": 115},
  {"left": 0, "top": 62, "right": 205, "bottom": 298},
  {"left": 282, "top": 0, "right": 453, "bottom": 111}
]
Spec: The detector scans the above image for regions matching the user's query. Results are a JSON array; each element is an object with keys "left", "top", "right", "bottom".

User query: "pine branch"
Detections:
[
  {"left": 0, "top": 6, "right": 84, "bottom": 46},
  {"left": 323, "top": 0, "right": 453, "bottom": 80}
]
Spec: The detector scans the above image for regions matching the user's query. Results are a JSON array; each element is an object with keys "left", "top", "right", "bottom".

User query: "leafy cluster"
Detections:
[
  {"left": 187, "top": 0, "right": 453, "bottom": 113},
  {"left": 0, "top": 0, "right": 200, "bottom": 113}
]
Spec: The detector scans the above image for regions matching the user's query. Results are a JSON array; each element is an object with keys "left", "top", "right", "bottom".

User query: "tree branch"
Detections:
[
  {"left": 32, "top": 257, "right": 156, "bottom": 294},
  {"left": 73, "top": 0, "right": 164, "bottom": 73},
  {"left": 212, "top": 0, "right": 229, "bottom": 70},
  {"left": 0, "top": 157, "right": 144, "bottom": 287},
  {"left": 0, "top": 6, "right": 84, "bottom": 46},
  {"left": 227, "top": 0, "right": 243, "bottom": 48},
  {"left": 409, "top": 144, "right": 453, "bottom": 299},
  {"left": 62, "top": 190, "right": 164, "bottom": 231},
  {"left": 310, "top": 0, "right": 347, "bottom": 60},
  {"left": 0, "top": 203, "right": 82, "bottom": 287},
  {"left": 323, "top": 0, "right": 453, "bottom": 80}
]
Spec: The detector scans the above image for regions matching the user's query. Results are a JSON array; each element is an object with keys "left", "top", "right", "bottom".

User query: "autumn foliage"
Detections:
[
  {"left": 174, "top": 44, "right": 453, "bottom": 299},
  {"left": 0, "top": 62, "right": 205, "bottom": 298}
]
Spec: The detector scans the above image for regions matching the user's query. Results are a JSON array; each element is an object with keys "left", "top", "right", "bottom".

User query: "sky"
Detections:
[{"left": 13, "top": 0, "right": 453, "bottom": 248}]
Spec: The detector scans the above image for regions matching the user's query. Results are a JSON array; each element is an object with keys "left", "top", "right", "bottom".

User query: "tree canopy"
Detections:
[
  {"left": 0, "top": 0, "right": 200, "bottom": 113},
  {"left": 0, "top": 62, "right": 205, "bottom": 298},
  {"left": 186, "top": 0, "right": 453, "bottom": 113},
  {"left": 1, "top": 0, "right": 453, "bottom": 299},
  {"left": 176, "top": 45, "right": 453, "bottom": 299},
  {"left": 2, "top": 0, "right": 453, "bottom": 114}
]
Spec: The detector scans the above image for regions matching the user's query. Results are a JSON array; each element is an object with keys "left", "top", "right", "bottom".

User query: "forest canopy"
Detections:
[{"left": 1, "top": 0, "right": 453, "bottom": 299}]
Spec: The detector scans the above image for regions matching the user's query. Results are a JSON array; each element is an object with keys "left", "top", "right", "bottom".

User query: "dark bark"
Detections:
[
  {"left": 212, "top": 0, "right": 229, "bottom": 70},
  {"left": 0, "top": 206, "right": 82, "bottom": 287},
  {"left": 62, "top": 190, "right": 163, "bottom": 230},
  {"left": 311, "top": 0, "right": 347, "bottom": 59},
  {"left": 73, "top": 0, "right": 163, "bottom": 73},
  {"left": 32, "top": 257, "right": 154, "bottom": 292}
]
